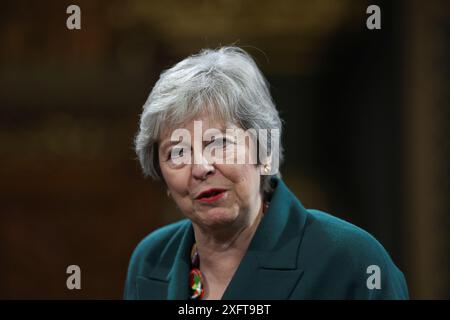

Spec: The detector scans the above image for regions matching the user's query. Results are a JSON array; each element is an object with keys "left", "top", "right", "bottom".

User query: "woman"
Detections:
[{"left": 124, "top": 47, "right": 409, "bottom": 300}]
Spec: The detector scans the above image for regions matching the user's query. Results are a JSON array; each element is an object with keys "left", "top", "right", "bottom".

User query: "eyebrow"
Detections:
[
  {"left": 159, "top": 126, "right": 231, "bottom": 152},
  {"left": 159, "top": 139, "right": 182, "bottom": 153}
]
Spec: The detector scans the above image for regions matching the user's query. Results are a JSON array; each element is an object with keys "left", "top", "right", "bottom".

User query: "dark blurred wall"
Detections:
[{"left": 0, "top": 0, "right": 449, "bottom": 299}]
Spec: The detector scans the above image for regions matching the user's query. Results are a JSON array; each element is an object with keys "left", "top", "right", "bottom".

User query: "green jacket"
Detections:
[{"left": 124, "top": 178, "right": 409, "bottom": 299}]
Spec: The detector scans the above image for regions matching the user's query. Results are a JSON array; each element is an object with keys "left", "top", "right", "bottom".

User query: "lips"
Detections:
[{"left": 195, "top": 188, "right": 227, "bottom": 203}]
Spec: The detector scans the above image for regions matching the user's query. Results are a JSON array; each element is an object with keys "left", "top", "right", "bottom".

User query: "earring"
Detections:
[{"left": 166, "top": 190, "right": 171, "bottom": 197}]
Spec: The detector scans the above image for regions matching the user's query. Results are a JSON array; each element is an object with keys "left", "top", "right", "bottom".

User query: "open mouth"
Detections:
[{"left": 196, "top": 189, "right": 227, "bottom": 203}]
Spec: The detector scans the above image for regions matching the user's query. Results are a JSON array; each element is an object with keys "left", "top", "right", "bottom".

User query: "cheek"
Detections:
[
  {"left": 160, "top": 165, "right": 191, "bottom": 198},
  {"left": 218, "top": 164, "right": 261, "bottom": 196}
]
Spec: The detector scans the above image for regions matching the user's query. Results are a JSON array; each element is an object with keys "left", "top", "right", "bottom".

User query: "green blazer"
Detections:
[{"left": 124, "top": 178, "right": 409, "bottom": 299}]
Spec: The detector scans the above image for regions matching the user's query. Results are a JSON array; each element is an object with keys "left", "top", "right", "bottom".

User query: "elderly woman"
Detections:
[{"left": 124, "top": 47, "right": 408, "bottom": 300}]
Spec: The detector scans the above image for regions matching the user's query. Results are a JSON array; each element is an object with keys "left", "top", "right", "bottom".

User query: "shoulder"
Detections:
[
  {"left": 131, "top": 219, "right": 189, "bottom": 261},
  {"left": 128, "top": 219, "right": 189, "bottom": 271},
  {"left": 124, "top": 219, "right": 190, "bottom": 298},
  {"left": 305, "top": 209, "right": 386, "bottom": 259},
  {"left": 295, "top": 209, "right": 408, "bottom": 299}
]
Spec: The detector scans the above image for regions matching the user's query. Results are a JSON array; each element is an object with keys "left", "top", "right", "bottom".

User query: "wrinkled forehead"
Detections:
[{"left": 158, "top": 111, "right": 241, "bottom": 143}]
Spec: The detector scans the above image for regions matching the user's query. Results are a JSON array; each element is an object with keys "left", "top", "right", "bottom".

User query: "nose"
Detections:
[{"left": 191, "top": 154, "right": 215, "bottom": 180}]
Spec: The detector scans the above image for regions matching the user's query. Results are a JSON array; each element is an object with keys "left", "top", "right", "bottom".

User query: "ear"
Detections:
[{"left": 260, "top": 153, "right": 273, "bottom": 176}]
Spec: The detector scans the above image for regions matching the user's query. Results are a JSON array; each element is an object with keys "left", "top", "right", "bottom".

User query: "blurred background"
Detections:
[{"left": 0, "top": 0, "right": 449, "bottom": 299}]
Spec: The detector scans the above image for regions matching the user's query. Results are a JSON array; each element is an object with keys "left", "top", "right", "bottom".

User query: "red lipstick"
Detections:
[{"left": 195, "top": 188, "right": 227, "bottom": 203}]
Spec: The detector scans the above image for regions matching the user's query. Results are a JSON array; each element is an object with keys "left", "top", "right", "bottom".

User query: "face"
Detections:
[{"left": 158, "top": 114, "right": 263, "bottom": 230}]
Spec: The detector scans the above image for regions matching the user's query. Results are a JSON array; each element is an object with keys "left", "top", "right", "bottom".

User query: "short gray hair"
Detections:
[{"left": 135, "top": 46, "right": 284, "bottom": 198}]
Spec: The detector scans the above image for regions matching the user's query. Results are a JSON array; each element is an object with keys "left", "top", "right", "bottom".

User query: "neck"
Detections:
[{"left": 192, "top": 198, "right": 264, "bottom": 277}]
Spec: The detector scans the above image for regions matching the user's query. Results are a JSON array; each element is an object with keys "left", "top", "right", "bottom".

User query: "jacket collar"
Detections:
[{"left": 137, "top": 177, "right": 308, "bottom": 299}]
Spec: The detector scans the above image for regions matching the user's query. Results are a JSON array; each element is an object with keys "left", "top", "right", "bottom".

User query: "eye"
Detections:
[
  {"left": 210, "top": 137, "right": 233, "bottom": 148},
  {"left": 167, "top": 147, "right": 184, "bottom": 160},
  {"left": 222, "top": 137, "right": 236, "bottom": 148},
  {"left": 221, "top": 137, "right": 227, "bottom": 147}
]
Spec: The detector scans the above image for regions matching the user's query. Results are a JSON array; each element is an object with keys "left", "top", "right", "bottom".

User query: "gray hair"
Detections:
[{"left": 135, "top": 46, "right": 284, "bottom": 199}]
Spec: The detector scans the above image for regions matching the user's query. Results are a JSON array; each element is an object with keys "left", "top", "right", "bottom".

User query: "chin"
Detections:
[{"left": 197, "top": 206, "right": 239, "bottom": 228}]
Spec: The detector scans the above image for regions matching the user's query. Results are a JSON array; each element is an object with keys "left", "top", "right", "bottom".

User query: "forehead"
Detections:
[{"left": 159, "top": 113, "right": 240, "bottom": 142}]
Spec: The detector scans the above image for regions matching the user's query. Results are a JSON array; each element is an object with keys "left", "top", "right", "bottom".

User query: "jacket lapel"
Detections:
[
  {"left": 137, "top": 178, "right": 308, "bottom": 300},
  {"left": 136, "top": 275, "right": 168, "bottom": 300},
  {"left": 222, "top": 178, "right": 308, "bottom": 299},
  {"left": 136, "top": 221, "right": 195, "bottom": 300},
  {"left": 221, "top": 252, "right": 304, "bottom": 300},
  {"left": 166, "top": 224, "right": 195, "bottom": 299}
]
